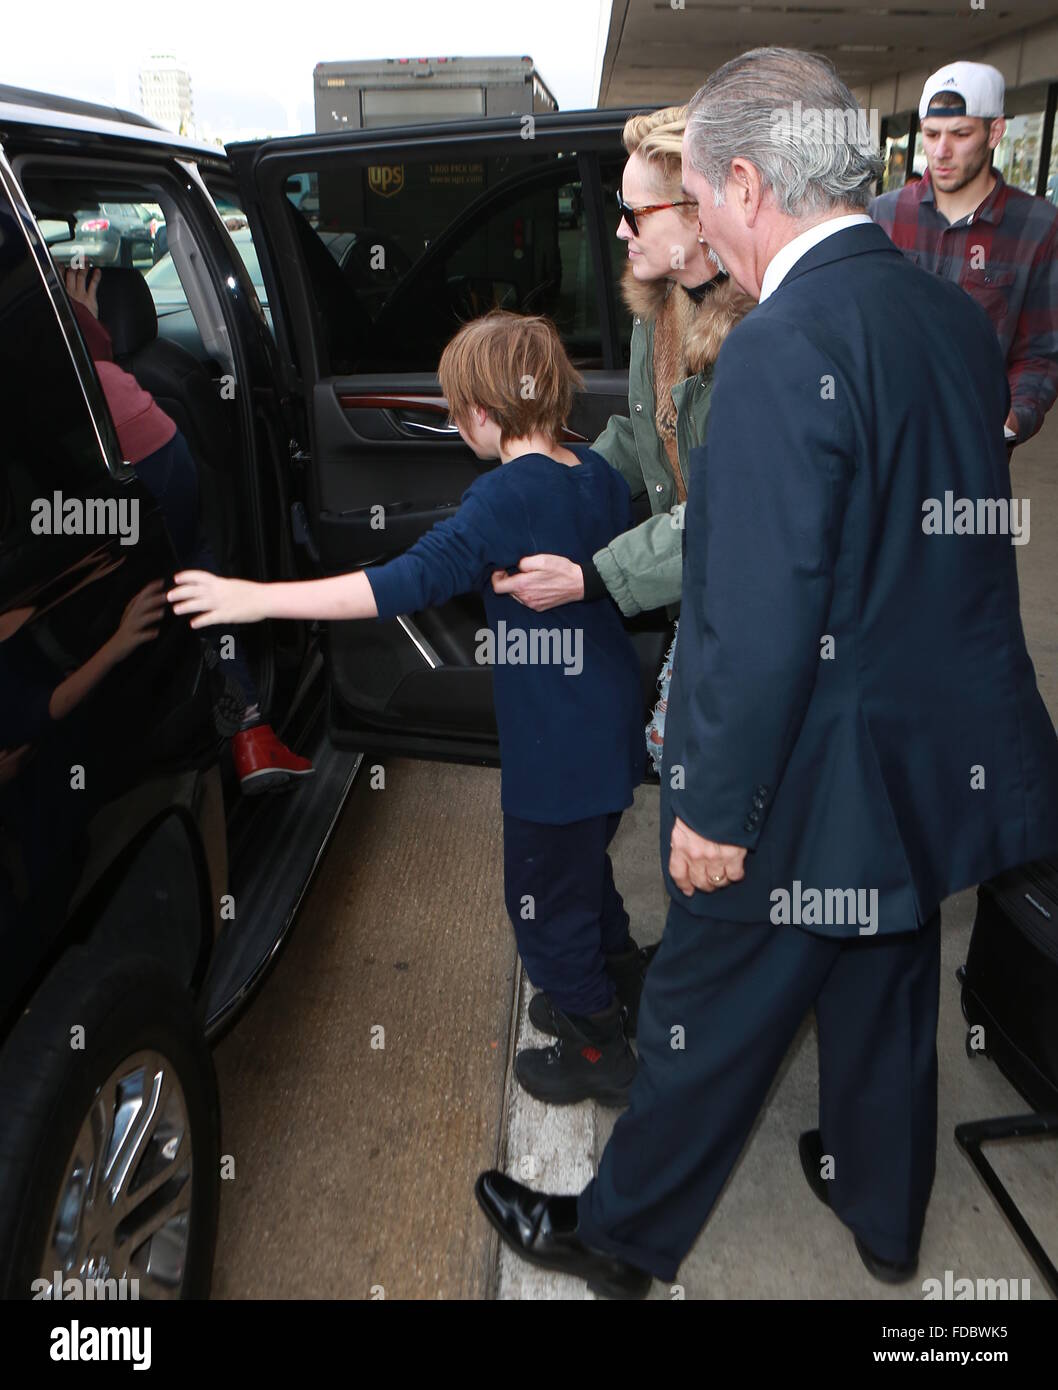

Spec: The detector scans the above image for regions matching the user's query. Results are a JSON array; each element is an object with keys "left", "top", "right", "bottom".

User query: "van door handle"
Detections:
[{"left": 397, "top": 417, "right": 461, "bottom": 438}]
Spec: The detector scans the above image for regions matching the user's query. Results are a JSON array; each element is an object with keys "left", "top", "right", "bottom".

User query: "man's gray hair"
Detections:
[{"left": 686, "top": 47, "right": 885, "bottom": 216}]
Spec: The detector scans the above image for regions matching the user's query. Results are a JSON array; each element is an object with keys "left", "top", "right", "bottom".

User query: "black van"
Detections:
[{"left": 0, "top": 87, "right": 667, "bottom": 1298}]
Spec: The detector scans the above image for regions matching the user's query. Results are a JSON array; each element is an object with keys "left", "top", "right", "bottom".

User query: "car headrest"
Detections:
[{"left": 97, "top": 268, "right": 157, "bottom": 358}]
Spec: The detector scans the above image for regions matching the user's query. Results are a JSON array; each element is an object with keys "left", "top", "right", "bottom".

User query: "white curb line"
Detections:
[{"left": 497, "top": 969, "right": 600, "bottom": 1300}]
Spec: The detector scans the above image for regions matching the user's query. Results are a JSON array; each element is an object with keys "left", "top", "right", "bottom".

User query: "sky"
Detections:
[{"left": 1, "top": 0, "right": 613, "bottom": 143}]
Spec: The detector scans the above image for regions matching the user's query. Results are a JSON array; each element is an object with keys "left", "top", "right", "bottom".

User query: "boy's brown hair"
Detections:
[{"left": 438, "top": 310, "right": 584, "bottom": 447}]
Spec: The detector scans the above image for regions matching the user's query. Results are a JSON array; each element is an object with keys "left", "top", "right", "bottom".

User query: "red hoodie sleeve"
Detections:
[
  {"left": 68, "top": 294, "right": 176, "bottom": 463},
  {"left": 70, "top": 297, "right": 114, "bottom": 362}
]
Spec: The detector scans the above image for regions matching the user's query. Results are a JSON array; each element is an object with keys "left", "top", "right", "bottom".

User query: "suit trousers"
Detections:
[{"left": 576, "top": 896, "right": 942, "bottom": 1281}]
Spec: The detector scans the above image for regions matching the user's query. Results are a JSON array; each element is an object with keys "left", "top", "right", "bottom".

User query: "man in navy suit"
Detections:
[{"left": 475, "top": 46, "right": 1058, "bottom": 1297}]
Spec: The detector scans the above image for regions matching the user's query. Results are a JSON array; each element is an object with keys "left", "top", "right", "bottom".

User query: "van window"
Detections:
[
  {"left": 23, "top": 176, "right": 268, "bottom": 363},
  {"left": 0, "top": 192, "right": 114, "bottom": 598},
  {"left": 280, "top": 151, "right": 603, "bottom": 373}
]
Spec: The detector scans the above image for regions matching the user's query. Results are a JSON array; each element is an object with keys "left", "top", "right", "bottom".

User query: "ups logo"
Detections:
[{"left": 368, "top": 164, "right": 404, "bottom": 198}]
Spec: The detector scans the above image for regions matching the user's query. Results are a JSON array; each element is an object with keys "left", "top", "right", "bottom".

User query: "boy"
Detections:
[{"left": 168, "top": 311, "right": 648, "bottom": 1106}]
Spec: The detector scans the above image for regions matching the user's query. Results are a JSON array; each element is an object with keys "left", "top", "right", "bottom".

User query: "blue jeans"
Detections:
[{"left": 646, "top": 621, "right": 678, "bottom": 775}]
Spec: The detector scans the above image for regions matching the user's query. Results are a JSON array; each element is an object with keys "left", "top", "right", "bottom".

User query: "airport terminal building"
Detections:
[{"left": 599, "top": 2, "right": 1058, "bottom": 202}]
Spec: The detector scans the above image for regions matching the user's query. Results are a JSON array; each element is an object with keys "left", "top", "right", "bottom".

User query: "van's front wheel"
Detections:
[{"left": 0, "top": 951, "right": 219, "bottom": 1300}]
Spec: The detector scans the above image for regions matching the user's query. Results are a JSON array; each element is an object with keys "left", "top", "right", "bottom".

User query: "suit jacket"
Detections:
[{"left": 660, "top": 221, "right": 1058, "bottom": 938}]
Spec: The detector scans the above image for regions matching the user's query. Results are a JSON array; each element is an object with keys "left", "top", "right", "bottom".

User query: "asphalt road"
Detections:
[{"left": 211, "top": 757, "right": 514, "bottom": 1299}]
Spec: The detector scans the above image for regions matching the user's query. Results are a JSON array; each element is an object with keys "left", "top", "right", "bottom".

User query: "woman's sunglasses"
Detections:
[{"left": 616, "top": 190, "right": 697, "bottom": 238}]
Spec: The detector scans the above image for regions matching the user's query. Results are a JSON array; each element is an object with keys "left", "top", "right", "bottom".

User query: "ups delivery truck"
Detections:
[
  {"left": 313, "top": 55, "right": 558, "bottom": 132},
  {"left": 300, "top": 56, "right": 569, "bottom": 354}
]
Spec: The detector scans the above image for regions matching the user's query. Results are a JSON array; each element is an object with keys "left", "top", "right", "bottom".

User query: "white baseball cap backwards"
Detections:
[{"left": 919, "top": 62, "right": 1005, "bottom": 120}]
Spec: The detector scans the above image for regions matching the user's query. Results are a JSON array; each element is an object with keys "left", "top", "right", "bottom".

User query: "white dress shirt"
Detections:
[{"left": 758, "top": 213, "right": 873, "bottom": 302}]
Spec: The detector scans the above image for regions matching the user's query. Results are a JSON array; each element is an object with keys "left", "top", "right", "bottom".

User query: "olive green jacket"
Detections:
[{"left": 591, "top": 308, "right": 716, "bottom": 620}]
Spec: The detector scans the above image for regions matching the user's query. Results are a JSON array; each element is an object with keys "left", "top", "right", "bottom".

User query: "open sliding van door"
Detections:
[{"left": 228, "top": 110, "right": 670, "bottom": 764}]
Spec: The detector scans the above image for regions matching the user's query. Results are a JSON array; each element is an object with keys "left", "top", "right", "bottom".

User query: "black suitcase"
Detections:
[
  {"left": 960, "top": 858, "right": 1058, "bottom": 1110},
  {"left": 955, "top": 858, "right": 1058, "bottom": 1297}
]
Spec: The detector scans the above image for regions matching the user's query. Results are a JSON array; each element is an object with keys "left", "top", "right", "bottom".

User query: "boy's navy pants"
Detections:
[{"left": 503, "top": 810, "right": 631, "bottom": 1017}]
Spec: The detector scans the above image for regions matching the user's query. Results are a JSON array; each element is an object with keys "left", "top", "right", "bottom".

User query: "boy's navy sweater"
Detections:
[{"left": 365, "top": 445, "right": 644, "bottom": 825}]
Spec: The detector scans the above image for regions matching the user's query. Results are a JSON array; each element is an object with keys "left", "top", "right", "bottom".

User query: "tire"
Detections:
[{"left": 0, "top": 948, "right": 219, "bottom": 1300}]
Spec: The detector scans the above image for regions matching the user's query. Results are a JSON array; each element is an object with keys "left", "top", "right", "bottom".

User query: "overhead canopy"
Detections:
[{"left": 598, "top": 0, "right": 1058, "bottom": 111}]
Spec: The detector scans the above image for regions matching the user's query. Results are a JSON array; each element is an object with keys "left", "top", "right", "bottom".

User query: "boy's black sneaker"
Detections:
[
  {"left": 514, "top": 1000, "right": 637, "bottom": 1107},
  {"left": 527, "top": 938, "right": 659, "bottom": 1040},
  {"left": 604, "top": 939, "right": 659, "bottom": 1036},
  {"left": 527, "top": 991, "right": 579, "bottom": 1038}
]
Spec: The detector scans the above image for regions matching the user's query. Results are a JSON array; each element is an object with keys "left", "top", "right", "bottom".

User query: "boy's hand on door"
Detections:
[{"left": 168, "top": 570, "right": 269, "bottom": 628}]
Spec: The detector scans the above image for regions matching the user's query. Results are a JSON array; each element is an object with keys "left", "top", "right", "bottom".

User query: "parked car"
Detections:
[
  {"left": 47, "top": 201, "right": 156, "bottom": 268},
  {"left": 146, "top": 226, "right": 273, "bottom": 355},
  {"left": 0, "top": 85, "right": 662, "bottom": 1300}
]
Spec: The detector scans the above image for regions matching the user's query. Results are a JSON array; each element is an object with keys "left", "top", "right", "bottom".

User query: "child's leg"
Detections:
[
  {"left": 502, "top": 812, "right": 617, "bottom": 1018},
  {"left": 599, "top": 810, "right": 633, "bottom": 956}
]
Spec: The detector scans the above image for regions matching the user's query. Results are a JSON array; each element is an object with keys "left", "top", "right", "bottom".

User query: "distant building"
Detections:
[{"left": 140, "top": 56, "right": 194, "bottom": 135}]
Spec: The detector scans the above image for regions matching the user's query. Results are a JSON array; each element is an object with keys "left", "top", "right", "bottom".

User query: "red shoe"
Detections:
[{"left": 231, "top": 724, "right": 315, "bottom": 794}]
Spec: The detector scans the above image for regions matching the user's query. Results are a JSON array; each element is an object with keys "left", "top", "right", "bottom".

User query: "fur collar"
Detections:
[{"left": 621, "top": 262, "right": 755, "bottom": 374}]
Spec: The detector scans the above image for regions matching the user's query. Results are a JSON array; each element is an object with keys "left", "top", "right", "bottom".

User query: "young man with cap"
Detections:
[{"left": 870, "top": 61, "right": 1058, "bottom": 447}]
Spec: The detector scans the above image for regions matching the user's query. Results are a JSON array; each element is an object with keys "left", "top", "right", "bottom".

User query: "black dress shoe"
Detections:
[
  {"left": 474, "top": 1169, "right": 652, "bottom": 1299},
  {"left": 798, "top": 1128, "right": 831, "bottom": 1206},
  {"left": 798, "top": 1130, "right": 919, "bottom": 1284},
  {"left": 853, "top": 1235, "right": 919, "bottom": 1285}
]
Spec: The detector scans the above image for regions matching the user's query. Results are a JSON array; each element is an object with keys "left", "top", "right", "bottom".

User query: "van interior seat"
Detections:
[{"left": 95, "top": 268, "right": 239, "bottom": 574}]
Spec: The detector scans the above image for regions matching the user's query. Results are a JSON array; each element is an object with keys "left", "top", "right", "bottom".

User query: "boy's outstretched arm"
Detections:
[
  {"left": 168, "top": 494, "right": 501, "bottom": 629},
  {"left": 168, "top": 569, "right": 378, "bottom": 627}
]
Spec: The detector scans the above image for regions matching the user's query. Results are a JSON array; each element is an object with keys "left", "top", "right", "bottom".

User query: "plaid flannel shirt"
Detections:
[{"left": 870, "top": 170, "right": 1058, "bottom": 442}]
